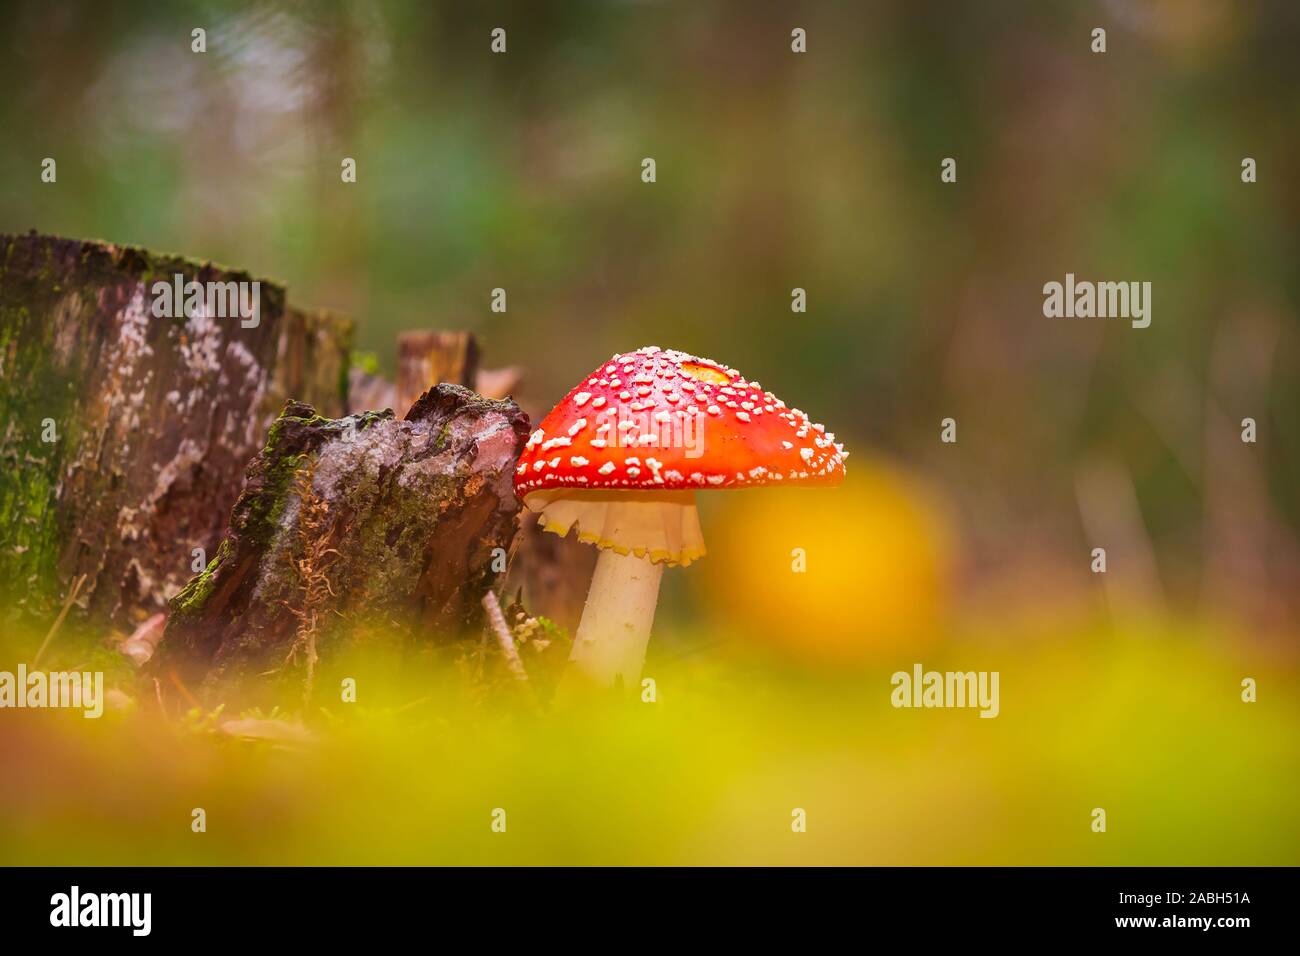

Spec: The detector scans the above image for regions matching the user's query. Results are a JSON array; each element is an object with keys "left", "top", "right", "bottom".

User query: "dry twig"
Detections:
[
  {"left": 482, "top": 590, "right": 529, "bottom": 683},
  {"left": 33, "top": 572, "right": 87, "bottom": 666}
]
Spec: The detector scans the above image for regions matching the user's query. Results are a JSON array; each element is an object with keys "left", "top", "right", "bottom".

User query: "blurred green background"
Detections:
[{"left": 1, "top": 0, "right": 1298, "bottom": 864}]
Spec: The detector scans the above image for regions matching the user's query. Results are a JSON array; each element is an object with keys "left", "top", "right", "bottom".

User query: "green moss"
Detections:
[
  {"left": 169, "top": 538, "right": 231, "bottom": 620},
  {"left": 0, "top": 287, "right": 79, "bottom": 610},
  {"left": 351, "top": 350, "right": 381, "bottom": 376},
  {"left": 245, "top": 452, "right": 305, "bottom": 546},
  {"left": 242, "top": 406, "right": 388, "bottom": 553}
]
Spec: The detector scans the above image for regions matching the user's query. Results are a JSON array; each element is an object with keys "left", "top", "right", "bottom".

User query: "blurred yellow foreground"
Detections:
[{"left": 1, "top": 606, "right": 1295, "bottom": 866}]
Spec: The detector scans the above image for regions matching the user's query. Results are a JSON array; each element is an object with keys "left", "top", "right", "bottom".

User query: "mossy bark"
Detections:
[
  {"left": 0, "top": 231, "right": 351, "bottom": 626},
  {"left": 154, "top": 384, "right": 530, "bottom": 707}
]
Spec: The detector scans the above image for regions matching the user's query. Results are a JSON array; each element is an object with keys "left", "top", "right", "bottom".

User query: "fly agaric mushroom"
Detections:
[{"left": 515, "top": 346, "right": 847, "bottom": 690}]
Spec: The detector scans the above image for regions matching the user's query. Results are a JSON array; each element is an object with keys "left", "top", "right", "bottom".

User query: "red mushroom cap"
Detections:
[{"left": 515, "top": 346, "right": 847, "bottom": 496}]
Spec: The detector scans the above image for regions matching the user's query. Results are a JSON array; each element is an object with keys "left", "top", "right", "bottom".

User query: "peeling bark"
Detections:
[
  {"left": 0, "top": 231, "right": 351, "bottom": 625},
  {"left": 154, "top": 384, "right": 530, "bottom": 706}
]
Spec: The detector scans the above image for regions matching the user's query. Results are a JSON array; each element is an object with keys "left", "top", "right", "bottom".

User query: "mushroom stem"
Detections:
[{"left": 567, "top": 548, "right": 665, "bottom": 691}]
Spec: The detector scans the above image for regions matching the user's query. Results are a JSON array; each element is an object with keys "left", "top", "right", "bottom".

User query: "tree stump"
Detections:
[
  {"left": 395, "top": 330, "right": 479, "bottom": 414},
  {"left": 0, "top": 232, "right": 351, "bottom": 625},
  {"left": 154, "top": 383, "right": 530, "bottom": 706},
  {"left": 353, "top": 332, "right": 588, "bottom": 633}
]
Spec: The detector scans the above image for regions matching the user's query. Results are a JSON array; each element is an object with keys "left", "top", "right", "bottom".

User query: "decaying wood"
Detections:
[
  {"left": 272, "top": 306, "right": 352, "bottom": 421},
  {"left": 350, "top": 351, "right": 520, "bottom": 411},
  {"left": 3, "top": 230, "right": 587, "bottom": 704},
  {"left": 504, "top": 510, "right": 598, "bottom": 634},
  {"left": 0, "top": 231, "right": 351, "bottom": 626},
  {"left": 154, "top": 383, "right": 530, "bottom": 706},
  {"left": 354, "top": 331, "right": 585, "bottom": 634},
  {"left": 396, "top": 330, "right": 479, "bottom": 414}
]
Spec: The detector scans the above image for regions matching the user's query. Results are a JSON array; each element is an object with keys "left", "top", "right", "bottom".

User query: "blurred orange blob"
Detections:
[{"left": 696, "top": 457, "right": 956, "bottom": 665}]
